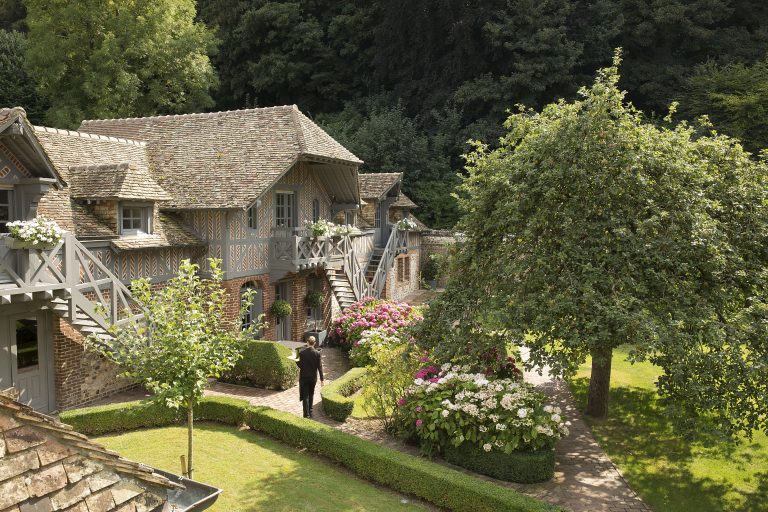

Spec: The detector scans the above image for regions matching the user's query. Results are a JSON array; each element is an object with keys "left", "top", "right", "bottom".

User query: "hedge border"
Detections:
[
  {"left": 320, "top": 367, "right": 367, "bottom": 421},
  {"left": 443, "top": 443, "right": 555, "bottom": 484},
  {"left": 61, "top": 396, "right": 561, "bottom": 512}
]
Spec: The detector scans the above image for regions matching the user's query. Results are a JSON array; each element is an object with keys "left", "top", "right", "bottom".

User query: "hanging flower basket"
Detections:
[
  {"left": 6, "top": 217, "right": 64, "bottom": 249},
  {"left": 4, "top": 237, "right": 56, "bottom": 250}
]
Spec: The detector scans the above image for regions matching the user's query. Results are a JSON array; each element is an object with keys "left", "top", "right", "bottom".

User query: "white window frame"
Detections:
[
  {"left": 120, "top": 203, "right": 153, "bottom": 236},
  {"left": 275, "top": 191, "right": 295, "bottom": 228},
  {"left": 247, "top": 204, "right": 258, "bottom": 231}
]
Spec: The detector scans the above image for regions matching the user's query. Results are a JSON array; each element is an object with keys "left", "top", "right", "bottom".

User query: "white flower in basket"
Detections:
[
  {"left": 6, "top": 217, "right": 65, "bottom": 248},
  {"left": 396, "top": 217, "right": 417, "bottom": 231}
]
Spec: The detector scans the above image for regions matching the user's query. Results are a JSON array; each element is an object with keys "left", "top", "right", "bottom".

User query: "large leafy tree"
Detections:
[
  {"left": 0, "top": 29, "right": 45, "bottom": 122},
  {"left": 92, "top": 259, "right": 258, "bottom": 479},
  {"left": 23, "top": 0, "right": 218, "bottom": 128},
  {"left": 418, "top": 52, "right": 768, "bottom": 434}
]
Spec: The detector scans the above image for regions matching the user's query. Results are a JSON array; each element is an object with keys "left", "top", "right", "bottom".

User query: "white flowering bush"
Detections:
[
  {"left": 397, "top": 363, "right": 568, "bottom": 456},
  {"left": 396, "top": 217, "right": 417, "bottom": 231},
  {"left": 332, "top": 223, "right": 355, "bottom": 237},
  {"left": 349, "top": 327, "right": 404, "bottom": 367},
  {"left": 7, "top": 217, "right": 65, "bottom": 245},
  {"left": 306, "top": 219, "right": 335, "bottom": 237}
]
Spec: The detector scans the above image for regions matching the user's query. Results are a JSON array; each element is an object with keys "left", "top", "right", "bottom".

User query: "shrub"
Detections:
[
  {"left": 397, "top": 363, "right": 568, "bottom": 457},
  {"left": 321, "top": 367, "right": 367, "bottom": 421},
  {"left": 305, "top": 290, "right": 324, "bottom": 308},
  {"left": 194, "top": 396, "right": 250, "bottom": 425},
  {"left": 244, "top": 406, "right": 560, "bottom": 512},
  {"left": 349, "top": 328, "right": 404, "bottom": 367},
  {"left": 443, "top": 443, "right": 555, "bottom": 483},
  {"left": 329, "top": 297, "right": 423, "bottom": 348},
  {"left": 221, "top": 340, "right": 299, "bottom": 389},
  {"left": 270, "top": 299, "right": 292, "bottom": 318},
  {"left": 60, "top": 399, "right": 178, "bottom": 435}
]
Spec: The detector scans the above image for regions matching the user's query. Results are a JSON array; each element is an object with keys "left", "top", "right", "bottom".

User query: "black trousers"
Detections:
[{"left": 299, "top": 378, "right": 317, "bottom": 418}]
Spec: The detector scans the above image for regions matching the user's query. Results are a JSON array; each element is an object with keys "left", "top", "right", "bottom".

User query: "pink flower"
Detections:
[
  {"left": 397, "top": 398, "right": 407, "bottom": 406},
  {"left": 416, "top": 406, "right": 423, "bottom": 412},
  {"left": 416, "top": 419, "right": 424, "bottom": 427},
  {"left": 419, "top": 355, "right": 429, "bottom": 363}
]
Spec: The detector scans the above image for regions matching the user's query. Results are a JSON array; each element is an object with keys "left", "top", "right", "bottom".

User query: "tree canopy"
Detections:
[
  {"left": 23, "top": 0, "right": 218, "bottom": 128},
  {"left": 417, "top": 52, "right": 768, "bottom": 435}
]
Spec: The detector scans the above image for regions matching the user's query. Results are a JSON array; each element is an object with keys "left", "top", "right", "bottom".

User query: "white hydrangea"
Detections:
[
  {"left": 543, "top": 405, "right": 554, "bottom": 413},
  {"left": 517, "top": 408, "right": 528, "bottom": 419},
  {"left": 482, "top": 443, "right": 492, "bottom": 452},
  {"left": 7, "top": 217, "right": 65, "bottom": 245}
]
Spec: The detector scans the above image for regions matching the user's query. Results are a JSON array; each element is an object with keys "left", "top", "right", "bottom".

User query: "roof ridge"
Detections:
[
  {"left": 80, "top": 105, "right": 298, "bottom": 125},
  {"left": 69, "top": 161, "right": 132, "bottom": 171},
  {"left": 34, "top": 125, "right": 146, "bottom": 146},
  {"left": 291, "top": 105, "right": 308, "bottom": 154}
]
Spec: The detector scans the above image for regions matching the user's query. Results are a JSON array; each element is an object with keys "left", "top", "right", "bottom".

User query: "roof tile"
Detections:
[{"left": 358, "top": 172, "right": 402, "bottom": 199}]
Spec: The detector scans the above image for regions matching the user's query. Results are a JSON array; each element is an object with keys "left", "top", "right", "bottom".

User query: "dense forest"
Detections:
[{"left": 2, "top": 0, "right": 768, "bottom": 227}]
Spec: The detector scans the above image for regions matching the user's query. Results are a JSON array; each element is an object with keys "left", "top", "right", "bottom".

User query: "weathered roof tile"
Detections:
[
  {"left": 358, "top": 172, "right": 402, "bottom": 199},
  {"left": 68, "top": 162, "right": 171, "bottom": 201}
]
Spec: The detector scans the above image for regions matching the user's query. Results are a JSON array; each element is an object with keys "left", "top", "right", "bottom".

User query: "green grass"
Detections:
[
  {"left": 96, "top": 423, "right": 429, "bottom": 512},
  {"left": 570, "top": 346, "right": 768, "bottom": 512}
]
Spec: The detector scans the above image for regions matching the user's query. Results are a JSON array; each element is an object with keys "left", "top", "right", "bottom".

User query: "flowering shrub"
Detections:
[
  {"left": 329, "top": 297, "right": 423, "bottom": 349},
  {"left": 7, "top": 217, "right": 65, "bottom": 245},
  {"left": 306, "top": 219, "right": 335, "bottom": 237},
  {"left": 398, "top": 363, "right": 568, "bottom": 456},
  {"left": 396, "top": 217, "right": 417, "bottom": 231},
  {"left": 349, "top": 328, "right": 403, "bottom": 367}
]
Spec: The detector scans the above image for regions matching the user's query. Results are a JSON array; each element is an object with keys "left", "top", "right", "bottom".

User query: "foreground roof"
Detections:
[
  {"left": 68, "top": 162, "right": 171, "bottom": 201},
  {"left": 358, "top": 172, "right": 402, "bottom": 200},
  {"left": 78, "top": 106, "right": 362, "bottom": 209},
  {"left": 392, "top": 192, "right": 418, "bottom": 209},
  {"left": 0, "top": 392, "right": 178, "bottom": 512}
]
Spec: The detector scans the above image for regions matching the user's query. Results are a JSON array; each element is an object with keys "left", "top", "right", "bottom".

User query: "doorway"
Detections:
[
  {"left": 274, "top": 282, "right": 291, "bottom": 341},
  {"left": 0, "top": 310, "right": 54, "bottom": 412}
]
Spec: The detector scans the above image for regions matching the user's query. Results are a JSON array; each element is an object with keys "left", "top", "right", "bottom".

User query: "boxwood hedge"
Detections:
[
  {"left": 443, "top": 443, "right": 555, "bottom": 483},
  {"left": 221, "top": 340, "right": 299, "bottom": 389},
  {"left": 320, "top": 367, "right": 366, "bottom": 421},
  {"left": 60, "top": 396, "right": 560, "bottom": 512}
]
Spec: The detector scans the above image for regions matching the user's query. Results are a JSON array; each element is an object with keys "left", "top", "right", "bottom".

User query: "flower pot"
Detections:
[
  {"left": 4, "top": 237, "right": 56, "bottom": 250},
  {"left": 443, "top": 443, "right": 555, "bottom": 483}
]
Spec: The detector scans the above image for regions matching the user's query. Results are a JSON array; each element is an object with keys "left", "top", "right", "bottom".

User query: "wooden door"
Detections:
[{"left": 7, "top": 312, "right": 53, "bottom": 412}]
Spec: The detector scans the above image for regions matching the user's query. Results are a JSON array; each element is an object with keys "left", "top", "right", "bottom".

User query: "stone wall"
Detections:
[
  {"left": 385, "top": 249, "right": 421, "bottom": 301},
  {"left": 52, "top": 319, "right": 133, "bottom": 411}
]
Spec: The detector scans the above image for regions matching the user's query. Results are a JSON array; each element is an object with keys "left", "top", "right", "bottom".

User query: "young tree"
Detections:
[
  {"left": 23, "top": 0, "right": 218, "bottom": 128},
  {"left": 418, "top": 51, "right": 768, "bottom": 434},
  {"left": 92, "top": 259, "right": 259, "bottom": 479}
]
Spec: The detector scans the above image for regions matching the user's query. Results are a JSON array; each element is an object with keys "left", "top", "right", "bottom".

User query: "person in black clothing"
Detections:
[{"left": 296, "top": 336, "right": 324, "bottom": 418}]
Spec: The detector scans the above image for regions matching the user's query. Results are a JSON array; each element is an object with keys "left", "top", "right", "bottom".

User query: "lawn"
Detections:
[
  {"left": 570, "top": 346, "right": 768, "bottom": 512},
  {"left": 97, "top": 423, "right": 429, "bottom": 512}
]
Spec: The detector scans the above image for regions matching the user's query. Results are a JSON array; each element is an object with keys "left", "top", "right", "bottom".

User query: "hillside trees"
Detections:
[
  {"left": 417, "top": 53, "right": 768, "bottom": 433},
  {"left": 23, "top": 0, "right": 218, "bottom": 127}
]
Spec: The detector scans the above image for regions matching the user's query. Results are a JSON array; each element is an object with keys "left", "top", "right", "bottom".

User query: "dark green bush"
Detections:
[
  {"left": 222, "top": 340, "right": 299, "bottom": 389},
  {"left": 270, "top": 299, "right": 292, "bottom": 318},
  {"left": 60, "top": 399, "right": 177, "bottom": 435},
  {"left": 320, "top": 367, "right": 366, "bottom": 421},
  {"left": 194, "top": 396, "right": 250, "bottom": 425},
  {"left": 244, "top": 406, "right": 561, "bottom": 512},
  {"left": 443, "top": 443, "right": 555, "bottom": 483}
]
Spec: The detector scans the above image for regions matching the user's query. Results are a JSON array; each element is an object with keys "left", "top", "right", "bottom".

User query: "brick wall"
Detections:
[
  {"left": 52, "top": 318, "right": 133, "bottom": 411},
  {"left": 90, "top": 200, "right": 118, "bottom": 232},
  {"left": 221, "top": 273, "right": 275, "bottom": 340},
  {"left": 385, "top": 249, "right": 421, "bottom": 301},
  {"left": 360, "top": 201, "right": 376, "bottom": 226}
]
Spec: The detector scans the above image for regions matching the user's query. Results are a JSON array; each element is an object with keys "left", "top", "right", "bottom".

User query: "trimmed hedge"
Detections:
[
  {"left": 61, "top": 396, "right": 560, "bottom": 512},
  {"left": 222, "top": 340, "right": 299, "bottom": 389},
  {"left": 243, "top": 406, "right": 560, "bottom": 512},
  {"left": 443, "top": 443, "right": 555, "bottom": 484},
  {"left": 59, "top": 399, "right": 177, "bottom": 436},
  {"left": 320, "top": 367, "right": 366, "bottom": 421}
]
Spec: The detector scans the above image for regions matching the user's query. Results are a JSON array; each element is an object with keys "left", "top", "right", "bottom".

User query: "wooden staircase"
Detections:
[
  {"left": 326, "top": 268, "right": 357, "bottom": 309},
  {"left": 364, "top": 249, "right": 385, "bottom": 283}
]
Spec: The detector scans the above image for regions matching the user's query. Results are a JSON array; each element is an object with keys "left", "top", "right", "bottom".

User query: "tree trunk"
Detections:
[
  {"left": 187, "top": 405, "right": 194, "bottom": 479},
  {"left": 585, "top": 346, "right": 613, "bottom": 418}
]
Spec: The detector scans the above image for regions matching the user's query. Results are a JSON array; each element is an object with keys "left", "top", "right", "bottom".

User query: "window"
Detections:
[
  {"left": 248, "top": 205, "right": 258, "bottom": 230},
  {"left": 345, "top": 210, "right": 355, "bottom": 226},
  {"left": 241, "top": 282, "right": 264, "bottom": 338},
  {"left": 397, "top": 258, "right": 404, "bottom": 282},
  {"left": 120, "top": 204, "right": 152, "bottom": 236},
  {"left": 306, "top": 277, "right": 323, "bottom": 329},
  {"left": 312, "top": 199, "right": 320, "bottom": 223},
  {"left": 275, "top": 192, "right": 295, "bottom": 228},
  {"left": 396, "top": 256, "right": 410, "bottom": 283},
  {"left": 0, "top": 190, "right": 11, "bottom": 233},
  {"left": 374, "top": 203, "right": 381, "bottom": 228}
]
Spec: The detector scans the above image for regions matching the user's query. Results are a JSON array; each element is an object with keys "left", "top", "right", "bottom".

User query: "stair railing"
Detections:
[
  {"left": 339, "top": 236, "right": 372, "bottom": 300},
  {"left": 368, "top": 227, "right": 408, "bottom": 298}
]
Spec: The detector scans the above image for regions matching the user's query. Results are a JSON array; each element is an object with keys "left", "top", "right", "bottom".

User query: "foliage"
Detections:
[
  {"left": 320, "top": 367, "right": 367, "bottom": 421},
  {"left": 0, "top": 0, "right": 25, "bottom": 32},
  {"left": 443, "top": 442, "right": 555, "bottom": 484},
  {"left": 7, "top": 217, "right": 63, "bottom": 244},
  {"left": 395, "top": 217, "right": 417, "bottom": 231},
  {"left": 421, "top": 254, "right": 440, "bottom": 282},
  {"left": 419, "top": 52, "right": 768, "bottom": 433},
  {"left": 304, "top": 289, "right": 324, "bottom": 308},
  {"left": 570, "top": 347, "right": 768, "bottom": 512},
  {"left": 221, "top": 340, "right": 298, "bottom": 390},
  {"left": 397, "top": 363, "right": 567, "bottom": 457},
  {"left": 270, "top": 299, "right": 292, "bottom": 318},
  {"left": 60, "top": 399, "right": 178, "bottom": 436},
  {"left": 24, "top": 0, "right": 218, "bottom": 128},
  {"left": 243, "top": 406, "right": 562, "bottom": 512},
  {"left": 681, "top": 58, "right": 768, "bottom": 152},
  {"left": 349, "top": 327, "right": 403, "bottom": 367},
  {"left": 0, "top": 29, "right": 44, "bottom": 122},
  {"left": 329, "top": 296, "right": 423, "bottom": 348},
  {"left": 361, "top": 340, "right": 427, "bottom": 431},
  {"left": 89, "top": 258, "right": 256, "bottom": 477},
  {"left": 305, "top": 219, "right": 334, "bottom": 237}
]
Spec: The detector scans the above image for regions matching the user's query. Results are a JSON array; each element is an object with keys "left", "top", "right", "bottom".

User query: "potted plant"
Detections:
[
  {"left": 5, "top": 217, "right": 65, "bottom": 249},
  {"left": 306, "top": 219, "right": 334, "bottom": 238},
  {"left": 303, "top": 290, "right": 327, "bottom": 346},
  {"left": 270, "top": 299, "right": 292, "bottom": 319},
  {"left": 395, "top": 217, "right": 417, "bottom": 231}
]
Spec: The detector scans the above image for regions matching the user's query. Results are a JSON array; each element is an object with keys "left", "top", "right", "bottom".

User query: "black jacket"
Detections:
[{"left": 297, "top": 347, "right": 324, "bottom": 382}]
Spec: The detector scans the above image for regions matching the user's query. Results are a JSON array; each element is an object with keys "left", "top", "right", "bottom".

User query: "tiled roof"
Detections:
[
  {"left": 0, "top": 392, "right": 178, "bottom": 512},
  {"left": 37, "top": 190, "right": 115, "bottom": 239},
  {"left": 391, "top": 193, "right": 418, "bottom": 209},
  {"left": 68, "top": 162, "right": 171, "bottom": 201},
  {"left": 78, "top": 106, "right": 362, "bottom": 210},
  {"left": 358, "top": 172, "right": 402, "bottom": 199},
  {"left": 111, "top": 213, "right": 204, "bottom": 250},
  {"left": 0, "top": 107, "right": 26, "bottom": 131}
]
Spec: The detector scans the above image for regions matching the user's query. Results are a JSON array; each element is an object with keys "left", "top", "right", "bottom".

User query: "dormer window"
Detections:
[{"left": 120, "top": 204, "right": 152, "bottom": 236}]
